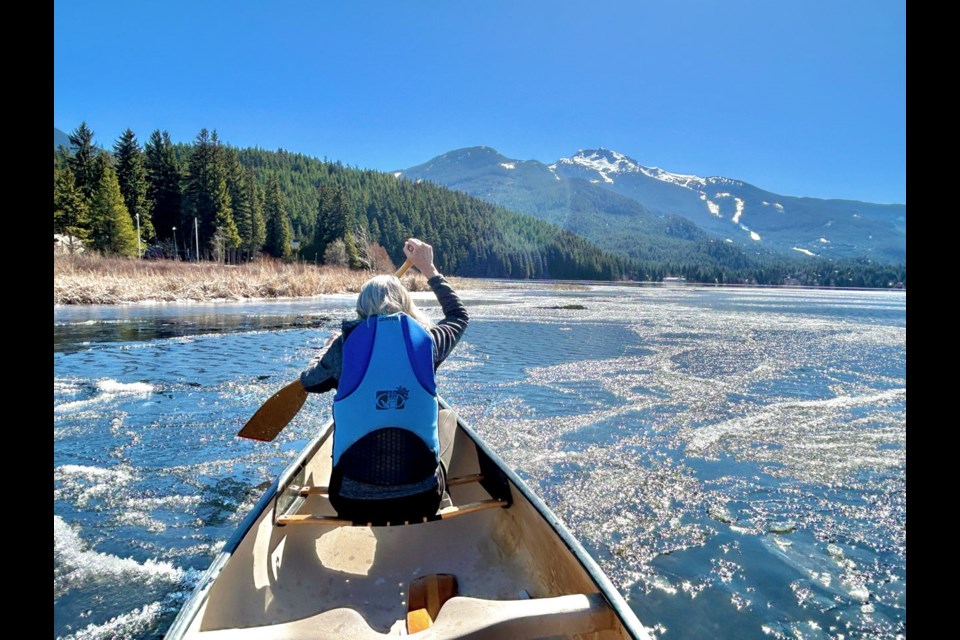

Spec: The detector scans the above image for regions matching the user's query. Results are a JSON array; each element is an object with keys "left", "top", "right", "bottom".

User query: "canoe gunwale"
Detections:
[
  {"left": 164, "top": 421, "right": 334, "bottom": 639},
  {"left": 439, "top": 397, "right": 650, "bottom": 640}
]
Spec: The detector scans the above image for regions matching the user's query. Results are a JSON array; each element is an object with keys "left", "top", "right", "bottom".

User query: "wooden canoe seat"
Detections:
[
  {"left": 275, "top": 474, "right": 509, "bottom": 527},
  {"left": 406, "top": 573, "right": 459, "bottom": 633},
  {"left": 181, "top": 593, "right": 617, "bottom": 639}
]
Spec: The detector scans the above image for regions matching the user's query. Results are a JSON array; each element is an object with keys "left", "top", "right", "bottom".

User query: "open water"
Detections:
[{"left": 53, "top": 283, "right": 906, "bottom": 639}]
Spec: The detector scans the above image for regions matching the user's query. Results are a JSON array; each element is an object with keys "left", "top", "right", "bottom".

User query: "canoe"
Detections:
[{"left": 165, "top": 397, "right": 651, "bottom": 639}]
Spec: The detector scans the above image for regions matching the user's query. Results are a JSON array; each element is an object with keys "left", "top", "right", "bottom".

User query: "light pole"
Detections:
[
  {"left": 135, "top": 213, "right": 142, "bottom": 258},
  {"left": 172, "top": 226, "right": 178, "bottom": 260},
  {"left": 194, "top": 217, "right": 200, "bottom": 262}
]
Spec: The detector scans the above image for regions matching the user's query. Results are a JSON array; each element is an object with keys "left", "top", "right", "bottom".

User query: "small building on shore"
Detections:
[{"left": 54, "top": 234, "right": 85, "bottom": 254}]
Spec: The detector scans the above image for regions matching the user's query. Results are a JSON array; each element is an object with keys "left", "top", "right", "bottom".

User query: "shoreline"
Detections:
[
  {"left": 53, "top": 254, "right": 433, "bottom": 305},
  {"left": 53, "top": 254, "right": 504, "bottom": 306},
  {"left": 53, "top": 254, "right": 903, "bottom": 306}
]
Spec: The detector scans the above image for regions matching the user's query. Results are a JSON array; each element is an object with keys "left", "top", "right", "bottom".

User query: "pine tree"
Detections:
[
  {"left": 225, "top": 148, "right": 253, "bottom": 257},
  {"left": 182, "top": 129, "right": 214, "bottom": 257},
  {"left": 248, "top": 167, "right": 266, "bottom": 256},
  {"left": 264, "top": 174, "right": 292, "bottom": 259},
  {"left": 144, "top": 130, "right": 183, "bottom": 241},
  {"left": 67, "top": 122, "right": 105, "bottom": 201},
  {"left": 312, "top": 182, "right": 338, "bottom": 259},
  {"left": 53, "top": 166, "right": 90, "bottom": 250},
  {"left": 209, "top": 132, "right": 241, "bottom": 257},
  {"left": 183, "top": 129, "right": 240, "bottom": 259},
  {"left": 312, "top": 183, "right": 361, "bottom": 266},
  {"left": 114, "top": 129, "right": 155, "bottom": 241},
  {"left": 89, "top": 165, "right": 139, "bottom": 256},
  {"left": 343, "top": 228, "right": 363, "bottom": 269}
]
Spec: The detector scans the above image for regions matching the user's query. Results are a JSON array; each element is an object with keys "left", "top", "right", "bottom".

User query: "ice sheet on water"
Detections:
[
  {"left": 54, "top": 516, "right": 198, "bottom": 597},
  {"left": 56, "top": 601, "right": 162, "bottom": 640}
]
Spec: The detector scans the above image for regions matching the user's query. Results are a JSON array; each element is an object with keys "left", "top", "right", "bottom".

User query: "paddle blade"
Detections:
[{"left": 237, "top": 380, "right": 308, "bottom": 442}]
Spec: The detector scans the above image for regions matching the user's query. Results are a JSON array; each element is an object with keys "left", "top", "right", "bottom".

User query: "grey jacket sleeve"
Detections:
[
  {"left": 300, "top": 334, "right": 344, "bottom": 394},
  {"left": 427, "top": 275, "right": 469, "bottom": 367}
]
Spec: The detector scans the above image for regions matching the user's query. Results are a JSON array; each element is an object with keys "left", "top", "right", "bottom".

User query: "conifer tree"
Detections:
[
  {"left": 53, "top": 166, "right": 90, "bottom": 250},
  {"left": 183, "top": 129, "right": 240, "bottom": 258},
  {"left": 225, "top": 148, "right": 265, "bottom": 259},
  {"left": 209, "top": 131, "right": 241, "bottom": 255},
  {"left": 89, "top": 165, "right": 139, "bottom": 256},
  {"left": 67, "top": 122, "right": 104, "bottom": 201},
  {"left": 114, "top": 128, "right": 155, "bottom": 241},
  {"left": 264, "top": 174, "right": 293, "bottom": 259},
  {"left": 313, "top": 183, "right": 362, "bottom": 266},
  {"left": 144, "top": 130, "right": 183, "bottom": 240},
  {"left": 248, "top": 167, "right": 266, "bottom": 256},
  {"left": 312, "top": 182, "right": 338, "bottom": 259}
]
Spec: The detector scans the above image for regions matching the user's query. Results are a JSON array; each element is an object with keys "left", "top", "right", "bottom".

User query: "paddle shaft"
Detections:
[{"left": 237, "top": 257, "right": 415, "bottom": 441}]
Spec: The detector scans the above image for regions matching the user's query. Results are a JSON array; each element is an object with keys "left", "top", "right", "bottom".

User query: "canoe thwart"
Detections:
[
  {"left": 446, "top": 473, "right": 484, "bottom": 487},
  {"left": 276, "top": 498, "right": 507, "bottom": 527},
  {"left": 438, "top": 498, "right": 507, "bottom": 518},
  {"left": 297, "top": 474, "right": 482, "bottom": 497}
]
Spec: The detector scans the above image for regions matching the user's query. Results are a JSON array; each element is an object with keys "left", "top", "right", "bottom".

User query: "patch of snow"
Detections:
[
  {"left": 499, "top": 162, "right": 516, "bottom": 170},
  {"left": 853, "top": 212, "right": 861, "bottom": 218},
  {"left": 706, "top": 200, "right": 721, "bottom": 217},
  {"left": 793, "top": 247, "right": 817, "bottom": 256},
  {"left": 641, "top": 166, "right": 707, "bottom": 190},
  {"left": 750, "top": 231, "right": 761, "bottom": 241},
  {"left": 563, "top": 149, "right": 632, "bottom": 183},
  {"left": 706, "top": 176, "right": 744, "bottom": 187},
  {"left": 762, "top": 201, "right": 770, "bottom": 206},
  {"left": 393, "top": 171, "right": 402, "bottom": 178},
  {"left": 725, "top": 238, "right": 734, "bottom": 243},
  {"left": 714, "top": 192, "right": 732, "bottom": 198},
  {"left": 819, "top": 237, "right": 830, "bottom": 243},
  {"left": 732, "top": 198, "right": 745, "bottom": 224},
  {"left": 774, "top": 203, "right": 784, "bottom": 210}
]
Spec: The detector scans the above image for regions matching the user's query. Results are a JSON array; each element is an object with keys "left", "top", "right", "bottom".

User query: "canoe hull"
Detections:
[{"left": 165, "top": 399, "right": 650, "bottom": 639}]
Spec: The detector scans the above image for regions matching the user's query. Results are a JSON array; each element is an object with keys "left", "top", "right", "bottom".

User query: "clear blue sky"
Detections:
[{"left": 54, "top": 1, "right": 905, "bottom": 204}]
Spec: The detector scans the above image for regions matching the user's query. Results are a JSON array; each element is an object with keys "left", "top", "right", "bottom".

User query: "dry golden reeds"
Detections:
[{"left": 53, "top": 254, "right": 435, "bottom": 305}]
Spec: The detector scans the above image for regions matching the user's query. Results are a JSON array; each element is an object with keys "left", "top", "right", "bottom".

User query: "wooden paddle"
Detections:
[{"left": 237, "top": 257, "right": 415, "bottom": 442}]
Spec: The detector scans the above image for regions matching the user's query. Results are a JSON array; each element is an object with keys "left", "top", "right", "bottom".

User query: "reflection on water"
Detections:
[{"left": 53, "top": 285, "right": 906, "bottom": 639}]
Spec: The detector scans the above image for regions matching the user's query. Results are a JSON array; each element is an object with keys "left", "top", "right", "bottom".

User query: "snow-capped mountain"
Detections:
[
  {"left": 397, "top": 147, "right": 724, "bottom": 267},
  {"left": 551, "top": 148, "right": 905, "bottom": 261},
  {"left": 400, "top": 147, "right": 905, "bottom": 262}
]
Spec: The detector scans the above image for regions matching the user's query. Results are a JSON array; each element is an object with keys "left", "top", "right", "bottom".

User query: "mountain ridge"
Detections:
[{"left": 400, "top": 146, "right": 905, "bottom": 263}]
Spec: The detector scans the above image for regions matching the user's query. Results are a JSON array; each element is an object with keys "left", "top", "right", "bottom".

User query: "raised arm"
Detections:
[
  {"left": 404, "top": 238, "right": 469, "bottom": 367},
  {"left": 428, "top": 275, "right": 469, "bottom": 367}
]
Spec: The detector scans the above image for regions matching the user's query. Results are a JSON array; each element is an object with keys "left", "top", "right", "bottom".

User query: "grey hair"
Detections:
[{"left": 356, "top": 275, "right": 435, "bottom": 328}]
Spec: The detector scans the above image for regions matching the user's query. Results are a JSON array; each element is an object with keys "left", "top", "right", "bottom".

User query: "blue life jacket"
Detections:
[{"left": 329, "top": 313, "right": 442, "bottom": 522}]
